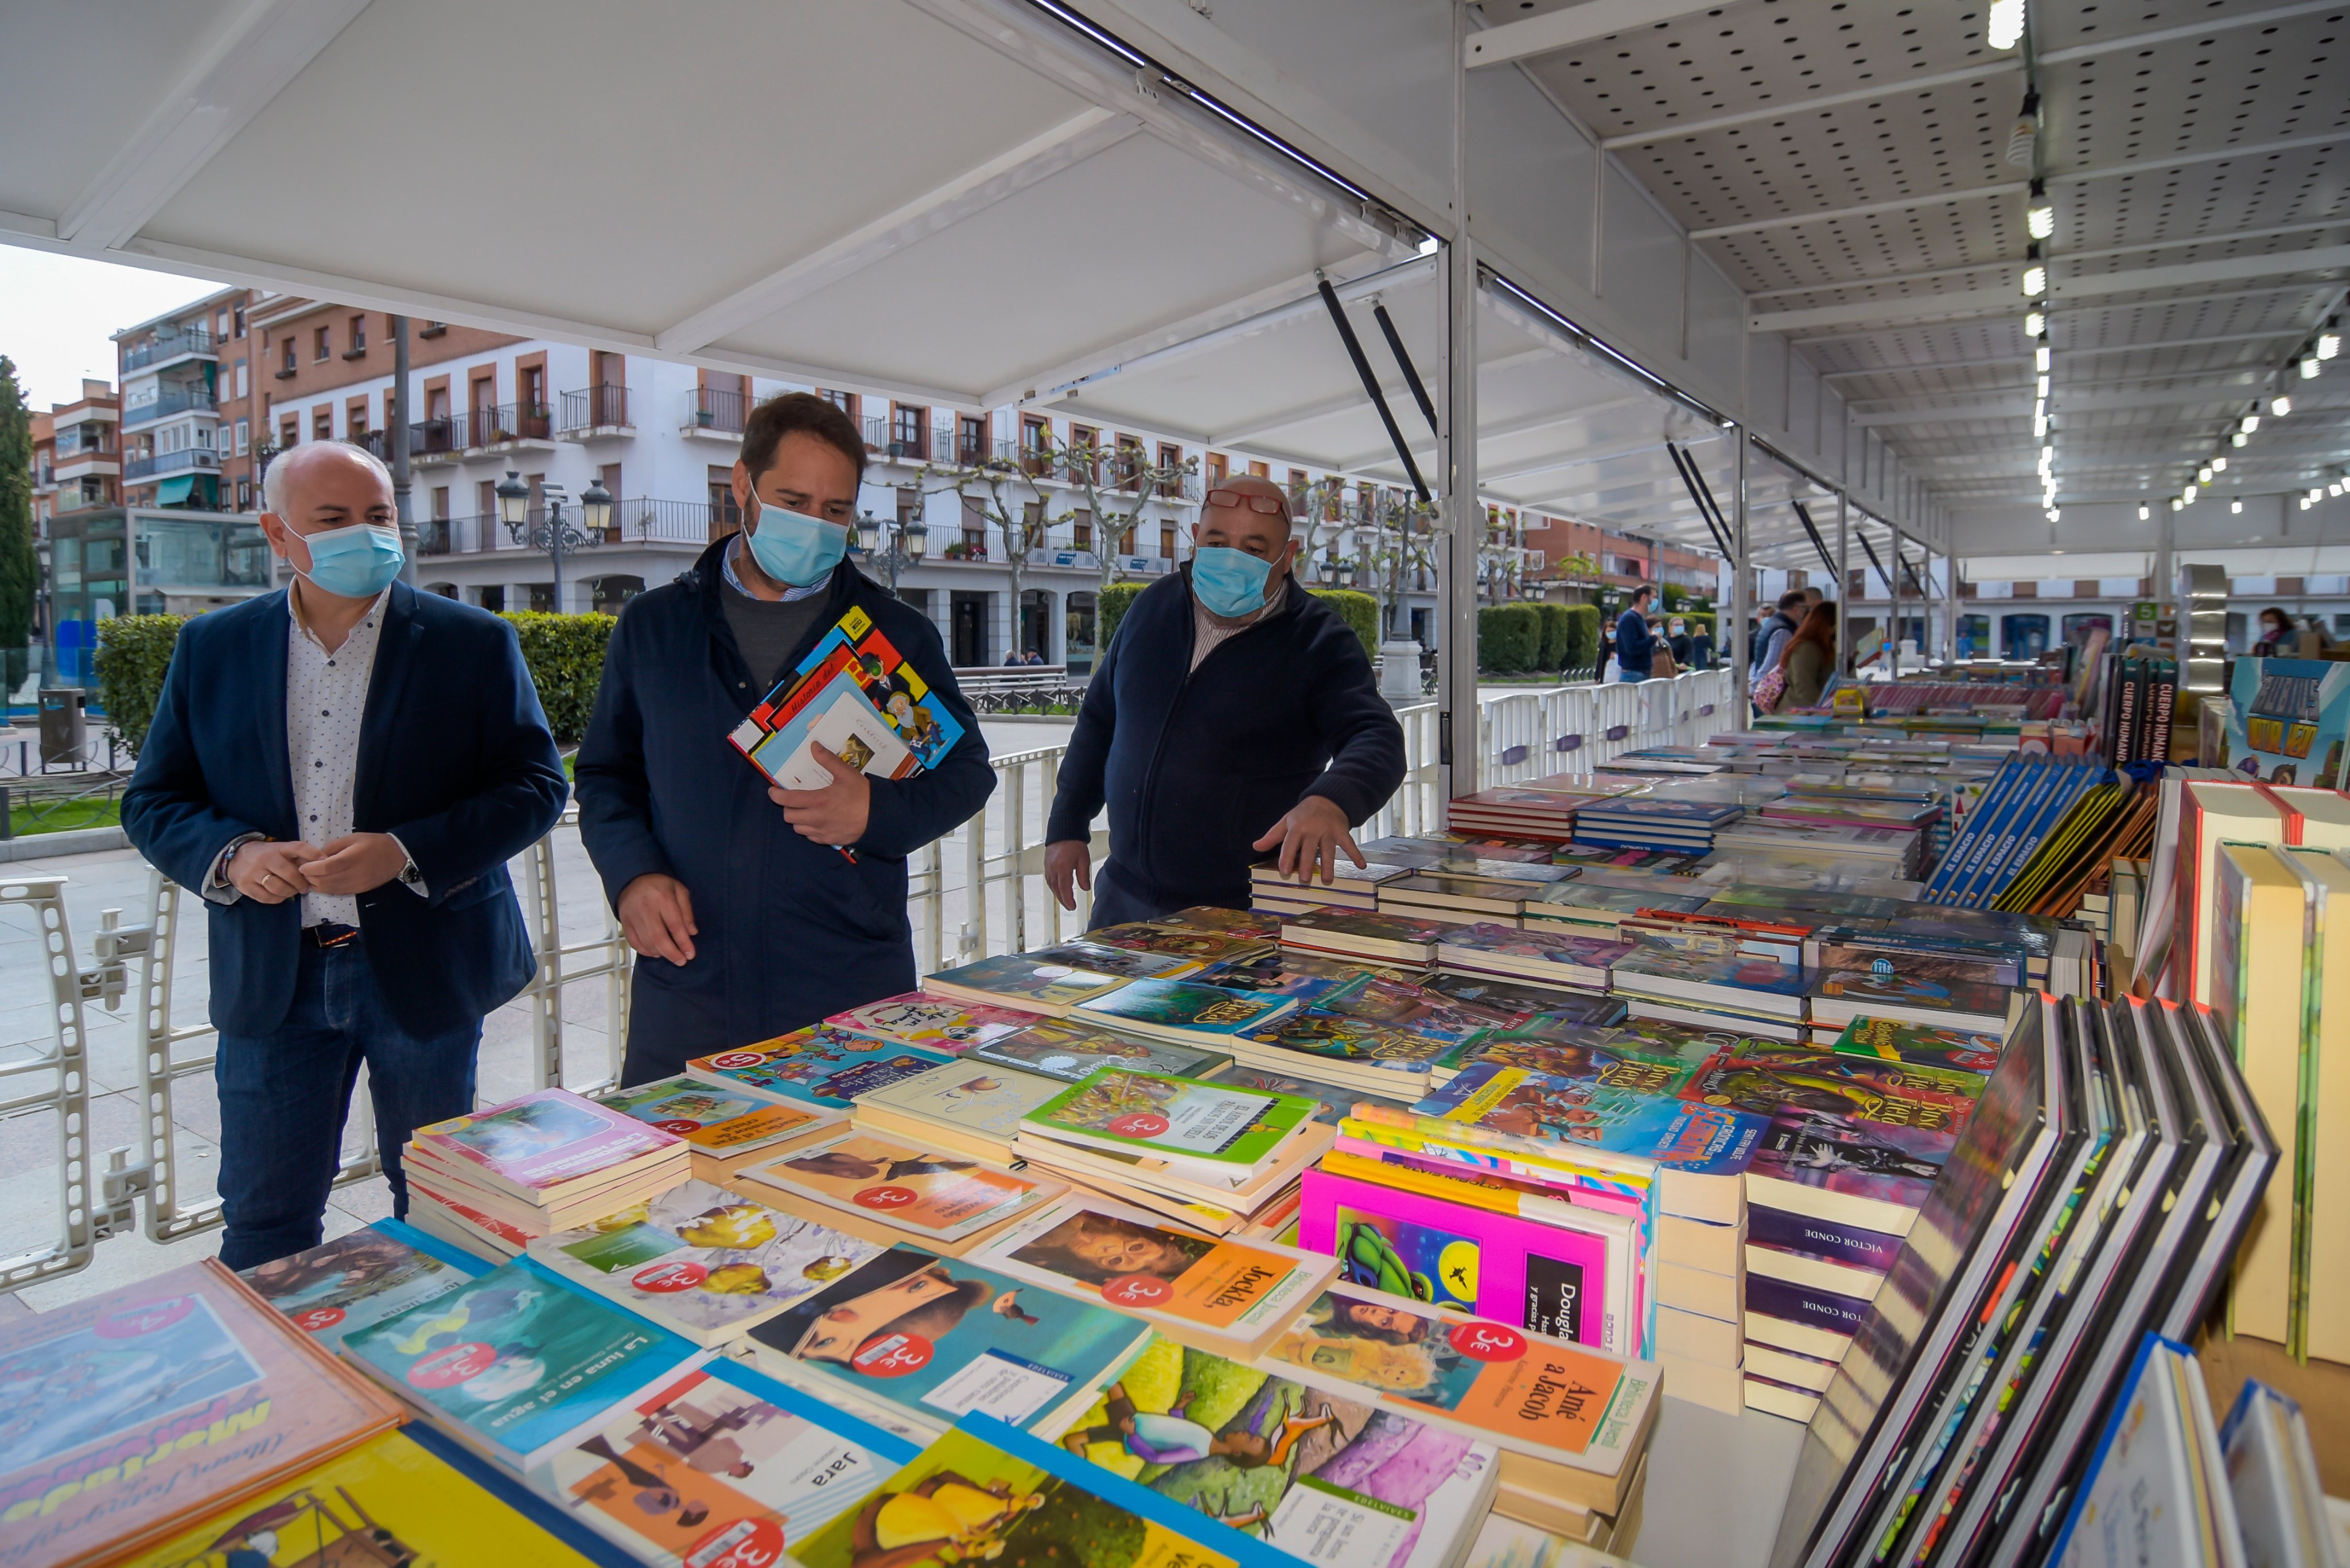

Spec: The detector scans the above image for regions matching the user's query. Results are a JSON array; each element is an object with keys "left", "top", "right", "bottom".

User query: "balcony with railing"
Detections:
[
  {"left": 685, "top": 386, "right": 748, "bottom": 435},
  {"left": 122, "top": 448, "right": 221, "bottom": 480},
  {"left": 415, "top": 497, "right": 742, "bottom": 557},
  {"left": 559, "top": 384, "right": 632, "bottom": 436},
  {"left": 50, "top": 426, "right": 113, "bottom": 460},
  {"left": 121, "top": 387, "right": 219, "bottom": 428},
  {"left": 408, "top": 416, "right": 459, "bottom": 457},
  {"left": 121, "top": 326, "right": 215, "bottom": 371},
  {"left": 466, "top": 402, "right": 553, "bottom": 448}
]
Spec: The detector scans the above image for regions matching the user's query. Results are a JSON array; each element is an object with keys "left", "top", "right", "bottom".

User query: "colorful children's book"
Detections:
[
  {"left": 688, "top": 1028, "right": 954, "bottom": 1108},
  {"left": 1280, "top": 906, "right": 1461, "bottom": 960},
  {"left": 407, "top": 1087, "right": 687, "bottom": 1205},
  {"left": 1084, "top": 921, "right": 1273, "bottom": 966},
  {"left": 1193, "top": 948, "right": 1372, "bottom": 1006},
  {"left": 115, "top": 1429, "right": 607, "bottom": 1568},
  {"left": 1059, "top": 1339, "right": 1499, "bottom": 1568},
  {"left": 1806, "top": 968, "right": 2013, "bottom": 1030},
  {"left": 1022, "top": 940, "right": 1209, "bottom": 983},
  {"left": 1435, "top": 924, "right": 1636, "bottom": 986},
  {"left": 729, "top": 601, "right": 968, "bottom": 780},
  {"left": 968, "top": 1020, "right": 1236, "bottom": 1084},
  {"left": 1159, "top": 905, "right": 1288, "bottom": 939},
  {"left": 963, "top": 1195, "right": 1338, "bottom": 1359},
  {"left": 239, "top": 1219, "right": 479, "bottom": 1348},
  {"left": 1235, "top": 1009, "right": 1469, "bottom": 1083},
  {"left": 925, "top": 954, "right": 1133, "bottom": 1016},
  {"left": 1680, "top": 1044, "right": 1984, "bottom": 1135},
  {"left": 1829, "top": 1015, "right": 2007, "bottom": 1074},
  {"left": 524, "top": 1356, "right": 919, "bottom": 1568},
  {"left": 741, "top": 1246, "right": 1155, "bottom": 1442},
  {"left": 598, "top": 1073, "right": 843, "bottom": 1172},
  {"left": 1073, "top": 978, "right": 1302, "bottom": 1041},
  {"left": 1022, "top": 1069, "right": 1318, "bottom": 1172},
  {"left": 0, "top": 1259, "right": 405, "bottom": 1568},
  {"left": 827, "top": 990, "right": 1039, "bottom": 1052},
  {"left": 526, "top": 1180, "right": 885, "bottom": 1347},
  {"left": 341, "top": 1259, "right": 704, "bottom": 1473},
  {"left": 786, "top": 1414, "right": 1306, "bottom": 1568},
  {"left": 1212, "top": 1067, "right": 1417, "bottom": 1126},
  {"left": 1259, "top": 1285, "right": 1657, "bottom": 1515},
  {"left": 751, "top": 1130, "right": 1063, "bottom": 1242},
  {"left": 744, "top": 667, "right": 918, "bottom": 791},
  {"left": 1317, "top": 975, "right": 1514, "bottom": 1037},
  {"left": 1454, "top": 1026, "right": 1710, "bottom": 1098},
  {"left": 850, "top": 1057, "right": 1072, "bottom": 1161},
  {"left": 1298, "top": 1166, "right": 1627, "bottom": 1354}
]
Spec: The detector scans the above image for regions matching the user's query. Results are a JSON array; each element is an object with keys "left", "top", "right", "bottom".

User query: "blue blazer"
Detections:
[{"left": 122, "top": 583, "right": 570, "bottom": 1037}]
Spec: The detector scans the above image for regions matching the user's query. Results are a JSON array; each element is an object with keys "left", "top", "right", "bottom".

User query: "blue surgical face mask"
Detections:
[
  {"left": 294, "top": 523, "right": 404, "bottom": 600},
  {"left": 1192, "top": 546, "right": 1275, "bottom": 618},
  {"left": 746, "top": 495, "right": 848, "bottom": 587}
]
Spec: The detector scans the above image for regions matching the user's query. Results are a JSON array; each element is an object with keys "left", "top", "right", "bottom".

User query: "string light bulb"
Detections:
[
  {"left": 2233, "top": 431, "right": 2249, "bottom": 448},
  {"left": 2304, "top": 356, "right": 2322, "bottom": 380},
  {"left": 2183, "top": 486, "right": 2198, "bottom": 504},
  {"left": 2026, "top": 180, "right": 2053, "bottom": 239},
  {"left": 2139, "top": 504, "right": 2151, "bottom": 521},
  {"left": 2321, "top": 330, "right": 2342, "bottom": 360},
  {"left": 2232, "top": 500, "right": 2244, "bottom": 515},
  {"left": 2242, "top": 413, "right": 2261, "bottom": 434},
  {"left": 1989, "top": 0, "right": 2025, "bottom": 50},
  {"left": 2021, "top": 265, "right": 2046, "bottom": 297},
  {"left": 2213, "top": 456, "right": 2227, "bottom": 472},
  {"left": 2036, "top": 345, "right": 2052, "bottom": 372},
  {"left": 2198, "top": 465, "right": 2213, "bottom": 484},
  {"left": 2271, "top": 394, "right": 2291, "bottom": 417},
  {"left": 2025, "top": 309, "right": 2046, "bottom": 338}
]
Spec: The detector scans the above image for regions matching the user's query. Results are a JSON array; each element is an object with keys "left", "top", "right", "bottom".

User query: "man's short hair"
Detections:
[
  {"left": 261, "top": 439, "right": 391, "bottom": 517},
  {"left": 740, "top": 392, "right": 867, "bottom": 485},
  {"left": 1629, "top": 583, "right": 1654, "bottom": 601},
  {"left": 1778, "top": 589, "right": 1808, "bottom": 610}
]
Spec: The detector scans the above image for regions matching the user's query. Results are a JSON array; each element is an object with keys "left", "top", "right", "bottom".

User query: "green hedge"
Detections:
[
  {"left": 499, "top": 611, "right": 616, "bottom": 744},
  {"left": 1562, "top": 604, "right": 1601, "bottom": 672},
  {"left": 1308, "top": 589, "right": 1379, "bottom": 657},
  {"left": 1531, "top": 602, "right": 1571, "bottom": 671},
  {"left": 1098, "top": 583, "right": 1144, "bottom": 651},
  {"left": 1477, "top": 603, "right": 1541, "bottom": 673},
  {"left": 93, "top": 614, "right": 186, "bottom": 758}
]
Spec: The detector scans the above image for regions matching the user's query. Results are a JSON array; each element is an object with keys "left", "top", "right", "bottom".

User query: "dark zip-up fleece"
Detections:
[
  {"left": 1045, "top": 566, "right": 1406, "bottom": 915},
  {"left": 575, "top": 536, "right": 995, "bottom": 1081}
]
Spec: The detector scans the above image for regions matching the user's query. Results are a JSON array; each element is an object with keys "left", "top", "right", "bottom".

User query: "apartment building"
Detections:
[
  {"left": 112, "top": 289, "right": 263, "bottom": 512},
  {"left": 1521, "top": 515, "right": 1717, "bottom": 600},
  {"left": 29, "top": 380, "right": 121, "bottom": 526}
]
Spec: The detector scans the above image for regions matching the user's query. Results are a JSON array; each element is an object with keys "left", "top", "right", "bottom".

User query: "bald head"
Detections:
[
  {"left": 262, "top": 439, "right": 393, "bottom": 520},
  {"left": 1197, "top": 474, "right": 1299, "bottom": 608}
]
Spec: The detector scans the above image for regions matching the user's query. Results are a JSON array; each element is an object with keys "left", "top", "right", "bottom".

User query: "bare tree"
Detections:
[
  {"left": 1057, "top": 435, "right": 1196, "bottom": 592},
  {"left": 917, "top": 448, "right": 1064, "bottom": 659}
]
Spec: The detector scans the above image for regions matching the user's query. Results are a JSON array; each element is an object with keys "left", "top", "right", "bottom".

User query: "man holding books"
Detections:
[
  {"left": 575, "top": 393, "right": 994, "bottom": 1083},
  {"left": 1042, "top": 474, "right": 1404, "bottom": 925},
  {"left": 122, "top": 440, "right": 569, "bottom": 1269}
]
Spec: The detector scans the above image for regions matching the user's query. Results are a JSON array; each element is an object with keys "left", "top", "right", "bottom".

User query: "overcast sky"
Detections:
[{"left": 0, "top": 247, "right": 221, "bottom": 410}]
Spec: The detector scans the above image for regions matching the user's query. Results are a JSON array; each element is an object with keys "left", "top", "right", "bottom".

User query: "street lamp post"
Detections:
[
  {"left": 497, "top": 469, "right": 612, "bottom": 614},
  {"left": 855, "top": 512, "right": 928, "bottom": 596}
]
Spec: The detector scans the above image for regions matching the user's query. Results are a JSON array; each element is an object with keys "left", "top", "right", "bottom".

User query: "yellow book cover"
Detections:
[
  {"left": 111, "top": 1429, "right": 599, "bottom": 1567},
  {"left": 2209, "top": 843, "right": 2308, "bottom": 1345}
]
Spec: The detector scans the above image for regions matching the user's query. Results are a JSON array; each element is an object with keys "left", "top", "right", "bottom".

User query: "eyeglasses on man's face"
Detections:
[{"left": 1204, "top": 488, "right": 1290, "bottom": 518}]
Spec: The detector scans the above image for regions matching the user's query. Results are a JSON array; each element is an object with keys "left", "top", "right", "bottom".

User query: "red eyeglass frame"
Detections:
[{"left": 1203, "top": 488, "right": 1291, "bottom": 518}]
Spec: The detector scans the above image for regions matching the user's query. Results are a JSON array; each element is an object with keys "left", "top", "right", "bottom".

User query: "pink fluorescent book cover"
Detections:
[{"left": 1297, "top": 1166, "right": 1621, "bottom": 1355}]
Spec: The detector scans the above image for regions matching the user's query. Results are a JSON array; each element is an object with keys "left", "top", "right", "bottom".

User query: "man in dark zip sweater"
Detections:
[
  {"left": 1044, "top": 476, "right": 1406, "bottom": 925},
  {"left": 575, "top": 395, "right": 995, "bottom": 1083}
]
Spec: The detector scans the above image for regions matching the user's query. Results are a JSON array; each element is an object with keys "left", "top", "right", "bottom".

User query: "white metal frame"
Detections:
[{"left": 0, "top": 874, "right": 95, "bottom": 1289}]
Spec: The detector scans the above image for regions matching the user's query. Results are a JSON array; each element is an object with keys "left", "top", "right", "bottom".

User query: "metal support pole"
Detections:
[
  {"left": 1439, "top": 0, "right": 1480, "bottom": 808},
  {"left": 1835, "top": 492, "right": 1850, "bottom": 675},
  {"left": 1944, "top": 527, "right": 1960, "bottom": 662},
  {"left": 1889, "top": 517, "right": 1904, "bottom": 678},
  {"left": 549, "top": 499, "right": 567, "bottom": 616},
  {"left": 1730, "top": 428, "right": 1750, "bottom": 713},
  {"left": 391, "top": 316, "right": 415, "bottom": 585}
]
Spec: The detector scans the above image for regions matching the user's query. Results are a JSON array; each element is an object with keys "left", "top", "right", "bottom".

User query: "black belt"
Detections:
[{"left": 304, "top": 922, "right": 361, "bottom": 948}]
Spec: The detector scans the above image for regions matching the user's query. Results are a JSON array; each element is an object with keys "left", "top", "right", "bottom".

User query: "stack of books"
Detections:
[
  {"left": 1280, "top": 905, "right": 1461, "bottom": 962},
  {"left": 846, "top": 1054, "right": 1068, "bottom": 1161},
  {"left": 923, "top": 951, "right": 1133, "bottom": 1015},
  {"left": 1011, "top": 1067, "right": 1334, "bottom": 1232},
  {"left": 403, "top": 1088, "right": 692, "bottom": 1256},
  {"left": 1608, "top": 930, "right": 1810, "bottom": 1038},
  {"left": 1446, "top": 787, "right": 1589, "bottom": 840},
  {"left": 598, "top": 1071, "right": 845, "bottom": 1181},
  {"left": 733, "top": 1126, "right": 1066, "bottom": 1256},
  {"left": 1250, "top": 857, "right": 1406, "bottom": 913},
  {"left": 963, "top": 1015, "right": 1237, "bottom": 1083},
  {"left": 1434, "top": 920, "right": 1634, "bottom": 993},
  {"left": 1714, "top": 818, "right": 1927, "bottom": 880},
  {"left": 687, "top": 1025, "right": 956, "bottom": 1108},
  {"left": 1069, "top": 975, "right": 1302, "bottom": 1048},
  {"left": 1573, "top": 795, "right": 1744, "bottom": 855},
  {"left": 1377, "top": 871, "right": 1539, "bottom": 925},
  {"left": 1520, "top": 879, "right": 1710, "bottom": 936}
]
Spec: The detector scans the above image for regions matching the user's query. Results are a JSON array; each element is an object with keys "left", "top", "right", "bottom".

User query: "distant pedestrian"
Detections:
[{"left": 1614, "top": 586, "right": 1656, "bottom": 682}]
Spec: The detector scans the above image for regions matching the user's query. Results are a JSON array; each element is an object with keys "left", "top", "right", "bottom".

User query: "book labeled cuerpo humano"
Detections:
[
  {"left": 962, "top": 1193, "right": 1339, "bottom": 1360},
  {"left": 1259, "top": 1283, "right": 1658, "bottom": 1519}
]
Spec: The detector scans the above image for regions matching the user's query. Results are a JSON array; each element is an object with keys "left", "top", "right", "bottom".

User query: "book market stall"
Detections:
[{"left": 14, "top": 680, "right": 2348, "bottom": 1568}]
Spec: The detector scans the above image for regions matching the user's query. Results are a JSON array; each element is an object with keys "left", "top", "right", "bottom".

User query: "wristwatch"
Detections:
[{"left": 398, "top": 858, "right": 424, "bottom": 888}]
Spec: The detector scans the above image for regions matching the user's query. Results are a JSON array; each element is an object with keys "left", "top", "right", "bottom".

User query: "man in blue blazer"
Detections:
[{"left": 123, "top": 441, "right": 568, "bottom": 1269}]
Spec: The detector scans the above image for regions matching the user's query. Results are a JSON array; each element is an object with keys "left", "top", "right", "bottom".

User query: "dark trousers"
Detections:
[
  {"left": 213, "top": 937, "right": 481, "bottom": 1270},
  {"left": 1083, "top": 859, "right": 1245, "bottom": 931}
]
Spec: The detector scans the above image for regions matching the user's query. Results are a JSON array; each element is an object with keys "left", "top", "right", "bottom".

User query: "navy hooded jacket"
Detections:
[
  {"left": 574, "top": 537, "right": 995, "bottom": 1081},
  {"left": 1045, "top": 567, "right": 1406, "bottom": 916}
]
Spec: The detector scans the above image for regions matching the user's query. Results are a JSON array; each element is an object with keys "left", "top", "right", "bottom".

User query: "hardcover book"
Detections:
[
  {"left": 827, "top": 990, "right": 1040, "bottom": 1052},
  {"left": 1075, "top": 978, "right": 1302, "bottom": 1039},
  {"left": 524, "top": 1357, "right": 918, "bottom": 1568},
  {"left": 1024, "top": 1070, "right": 1318, "bottom": 1170},
  {"left": 742, "top": 1246, "right": 1154, "bottom": 1441},
  {"left": 752, "top": 1131, "right": 1061, "bottom": 1242},
  {"left": 969, "top": 1020, "right": 1236, "bottom": 1084},
  {"left": 0, "top": 1259, "right": 405, "bottom": 1568},
  {"left": 408, "top": 1087, "right": 687, "bottom": 1204},
  {"left": 1741, "top": 1105, "right": 1957, "bottom": 1234},
  {"left": 964, "top": 1196, "right": 1338, "bottom": 1359},
  {"left": 927, "top": 954, "right": 1134, "bottom": 1014},
  {"left": 526, "top": 1180, "right": 885, "bottom": 1347},
  {"left": 342, "top": 1259, "right": 703, "bottom": 1473},
  {"left": 239, "top": 1219, "right": 476, "bottom": 1347},
  {"left": 729, "top": 602, "right": 968, "bottom": 781},
  {"left": 688, "top": 1029, "right": 954, "bottom": 1108},
  {"left": 1059, "top": 1338, "right": 1499, "bottom": 1568}
]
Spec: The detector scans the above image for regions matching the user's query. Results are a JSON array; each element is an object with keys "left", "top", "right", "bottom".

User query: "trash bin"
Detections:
[{"left": 38, "top": 688, "right": 86, "bottom": 768}]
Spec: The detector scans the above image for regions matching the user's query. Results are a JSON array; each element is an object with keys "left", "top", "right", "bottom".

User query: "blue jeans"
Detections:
[
  {"left": 1615, "top": 667, "right": 1649, "bottom": 683},
  {"left": 213, "top": 938, "right": 481, "bottom": 1270}
]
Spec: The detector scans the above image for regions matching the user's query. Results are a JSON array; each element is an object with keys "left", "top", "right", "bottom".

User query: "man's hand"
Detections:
[
  {"left": 1251, "top": 795, "right": 1365, "bottom": 886},
  {"left": 769, "top": 744, "right": 871, "bottom": 847},
  {"left": 302, "top": 832, "right": 411, "bottom": 895},
  {"left": 225, "top": 839, "right": 322, "bottom": 905},
  {"left": 1045, "top": 839, "right": 1092, "bottom": 912},
  {"left": 618, "top": 873, "right": 698, "bottom": 966}
]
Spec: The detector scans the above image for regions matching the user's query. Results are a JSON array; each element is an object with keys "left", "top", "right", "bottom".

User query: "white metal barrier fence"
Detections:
[{"left": 4, "top": 672, "right": 1736, "bottom": 1283}]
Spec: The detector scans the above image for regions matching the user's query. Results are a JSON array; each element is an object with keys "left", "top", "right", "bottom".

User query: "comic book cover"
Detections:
[
  {"left": 1315, "top": 976, "right": 1513, "bottom": 1037},
  {"left": 731, "top": 603, "right": 969, "bottom": 777},
  {"left": 1452, "top": 1029, "right": 1707, "bottom": 1099},
  {"left": 1157, "top": 905, "right": 1288, "bottom": 939},
  {"left": 690, "top": 1029, "right": 955, "bottom": 1110},
  {"left": 1828, "top": 1015, "right": 2006, "bottom": 1075},
  {"left": 1235, "top": 1010, "right": 1468, "bottom": 1079},
  {"left": 1375, "top": 1063, "right": 1764, "bottom": 1178},
  {"left": 1192, "top": 949, "right": 1379, "bottom": 1006},
  {"left": 1741, "top": 1107, "right": 1958, "bottom": 1224}
]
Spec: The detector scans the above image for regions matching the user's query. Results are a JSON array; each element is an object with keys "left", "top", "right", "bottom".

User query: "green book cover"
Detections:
[
  {"left": 1024, "top": 1069, "right": 1316, "bottom": 1168},
  {"left": 1075, "top": 979, "right": 1299, "bottom": 1038}
]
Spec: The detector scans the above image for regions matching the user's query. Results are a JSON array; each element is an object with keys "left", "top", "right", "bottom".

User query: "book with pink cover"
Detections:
[
  {"left": 1296, "top": 1165, "right": 1628, "bottom": 1356},
  {"left": 407, "top": 1088, "right": 686, "bottom": 1204}
]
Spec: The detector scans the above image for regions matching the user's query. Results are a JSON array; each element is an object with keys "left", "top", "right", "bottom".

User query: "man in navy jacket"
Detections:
[
  {"left": 1614, "top": 585, "right": 1656, "bottom": 681},
  {"left": 122, "top": 441, "right": 568, "bottom": 1268},
  {"left": 1043, "top": 475, "right": 1405, "bottom": 924},
  {"left": 575, "top": 394, "right": 994, "bottom": 1084}
]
